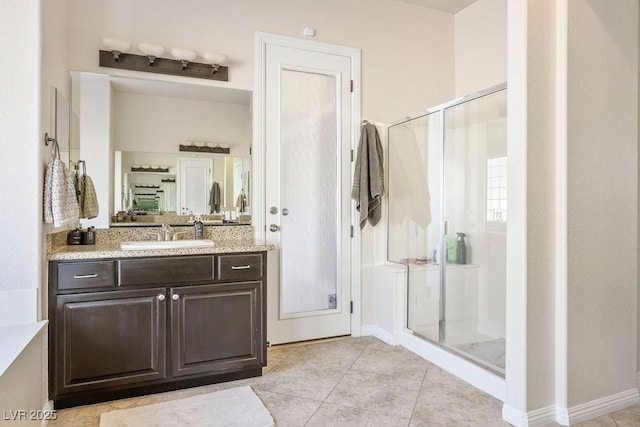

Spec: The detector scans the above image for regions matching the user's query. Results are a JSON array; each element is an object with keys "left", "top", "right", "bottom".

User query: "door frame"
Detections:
[{"left": 253, "top": 32, "right": 362, "bottom": 338}]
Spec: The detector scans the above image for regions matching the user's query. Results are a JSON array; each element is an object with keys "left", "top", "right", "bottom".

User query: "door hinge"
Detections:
[
  {"left": 350, "top": 80, "right": 354, "bottom": 93},
  {"left": 350, "top": 225, "right": 354, "bottom": 238},
  {"left": 249, "top": 147, "right": 252, "bottom": 155},
  {"left": 350, "top": 301, "right": 354, "bottom": 314},
  {"left": 350, "top": 149, "right": 354, "bottom": 162}
]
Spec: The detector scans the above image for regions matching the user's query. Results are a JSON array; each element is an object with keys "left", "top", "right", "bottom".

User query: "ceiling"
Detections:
[{"left": 393, "top": 0, "right": 478, "bottom": 14}]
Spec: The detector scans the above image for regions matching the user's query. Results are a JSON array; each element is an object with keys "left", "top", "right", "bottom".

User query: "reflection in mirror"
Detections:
[
  {"left": 115, "top": 151, "right": 250, "bottom": 220},
  {"left": 70, "top": 71, "right": 252, "bottom": 227}
]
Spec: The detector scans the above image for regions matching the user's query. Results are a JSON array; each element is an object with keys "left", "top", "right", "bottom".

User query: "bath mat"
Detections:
[{"left": 99, "top": 386, "right": 274, "bottom": 427}]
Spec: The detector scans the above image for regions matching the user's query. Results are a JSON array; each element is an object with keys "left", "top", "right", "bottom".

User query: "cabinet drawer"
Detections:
[
  {"left": 57, "top": 261, "right": 116, "bottom": 290},
  {"left": 217, "top": 254, "right": 263, "bottom": 281},
  {"left": 119, "top": 256, "right": 214, "bottom": 286}
]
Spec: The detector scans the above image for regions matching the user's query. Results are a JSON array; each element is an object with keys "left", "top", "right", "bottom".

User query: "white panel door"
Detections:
[
  {"left": 264, "top": 42, "right": 353, "bottom": 344},
  {"left": 177, "top": 157, "right": 213, "bottom": 215}
]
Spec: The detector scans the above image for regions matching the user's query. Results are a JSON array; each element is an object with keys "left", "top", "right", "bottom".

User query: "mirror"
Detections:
[{"left": 70, "top": 71, "right": 252, "bottom": 226}]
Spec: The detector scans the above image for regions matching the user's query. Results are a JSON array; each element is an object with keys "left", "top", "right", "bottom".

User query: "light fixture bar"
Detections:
[
  {"left": 98, "top": 50, "right": 229, "bottom": 81},
  {"left": 178, "top": 144, "right": 230, "bottom": 154}
]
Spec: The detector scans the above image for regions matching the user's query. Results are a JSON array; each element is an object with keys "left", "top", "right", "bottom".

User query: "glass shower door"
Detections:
[
  {"left": 442, "top": 89, "right": 507, "bottom": 372},
  {"left": 388, "top": 112, "right": 442, "bottom": 343}
]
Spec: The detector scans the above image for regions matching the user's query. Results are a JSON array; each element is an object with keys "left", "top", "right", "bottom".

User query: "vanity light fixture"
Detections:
[
  {"left": 202, "top": 53, "right": 228, "bottom": 73},
  {"left": 99, "top": 40, "right": 228, "bottom": 81},
  {"left": 179, "top": 143, "right": 230, "bottom": 154},
  {"left": 138, "top": 43, "right": 165, "bottom": 66},
  {"left": 171, "top": 48, "right": 198, "bottom": 70},
  {"left": 102, "top": 37, "right": 131, "bottom": 62}
]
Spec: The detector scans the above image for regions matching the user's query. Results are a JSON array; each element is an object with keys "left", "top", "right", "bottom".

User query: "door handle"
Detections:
[{"left": 269, "top": 224, "right": 280, "bottom": 232}]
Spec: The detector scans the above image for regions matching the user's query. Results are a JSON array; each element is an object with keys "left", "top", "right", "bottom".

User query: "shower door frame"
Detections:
[{"left": 388, "top": 83, "right": 508, "bottom": 375}]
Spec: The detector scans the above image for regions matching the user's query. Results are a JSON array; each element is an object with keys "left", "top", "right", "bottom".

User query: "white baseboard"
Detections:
[
  {"left": 360, "top": 324, "right": 397, "bottom": 346},
  {"left": 502, "top": 404, "right": 556, "bottom": 427},
  {"left": 503, "top": 388, "right": 640, "bottom": 426},
  {"left": 41, "top": 400, "right": 54, "bottom": 427},
  {"left": 556, "top": 388, "right": 640, "bottom": 425}
]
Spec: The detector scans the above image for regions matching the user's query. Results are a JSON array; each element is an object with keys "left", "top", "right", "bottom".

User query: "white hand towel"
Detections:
[{"left": 44, "top": 145, "right": 79, "bottom": 227}]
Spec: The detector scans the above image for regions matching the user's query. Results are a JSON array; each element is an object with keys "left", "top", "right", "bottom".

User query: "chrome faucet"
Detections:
[
  {"left": 172, "top": 231, "right": 190, "bottom": 241},
  {"left": 146, "top": 231, "right": 162, "bottom": 241},
  {"left": 161, "top": 224, "right": 173, "bottom": 241}
]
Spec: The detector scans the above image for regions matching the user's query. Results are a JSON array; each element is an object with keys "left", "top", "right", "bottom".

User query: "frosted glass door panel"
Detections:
[{"left": 280, "top": 69, "right": 338, "bottom": 316}]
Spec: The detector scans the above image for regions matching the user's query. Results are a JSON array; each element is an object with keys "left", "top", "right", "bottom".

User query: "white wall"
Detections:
[
  {"left": 454, "top": 0, "right": 507, "bottom": 97},
  {"left": 66, "top": 0, "right": 455, "bottom": 123},
  {"left": 504, "top": 1, "right": 639, "bottom": 424},
  {"left": 565, "top": 0, "right": 637, "bottom": 407},
  {"left": 0, "top": 0, "right": 42, "bottom": 324},
  {"left": 113, "top": 92, "right": 251, "bottom": 156},
  {"left": 1, "top": 0, "right": 68, "bottom": 415}
]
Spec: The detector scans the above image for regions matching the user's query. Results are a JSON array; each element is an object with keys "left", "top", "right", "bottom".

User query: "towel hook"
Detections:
[{"left": 44, "top": 132, "right": 56, "bottom": 146}]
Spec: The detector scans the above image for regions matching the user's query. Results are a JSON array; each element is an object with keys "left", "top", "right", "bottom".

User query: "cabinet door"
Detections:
[
  {"left": 53, "top": 288, "right": 166, "bottom": 396},
  {"left": 170, "top": 281, "right": 264, "bottom": 377}
]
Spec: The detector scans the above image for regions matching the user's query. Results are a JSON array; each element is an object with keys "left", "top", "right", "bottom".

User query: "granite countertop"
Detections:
[{"left": 48, "top": 239, "right": 274, "bottom": 261}]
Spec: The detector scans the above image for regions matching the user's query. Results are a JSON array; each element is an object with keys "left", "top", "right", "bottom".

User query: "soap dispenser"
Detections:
[
  {"left": 456, "top": 232, "right": 467, "bottom": 264},
  {"left": 194, "top": 215, "right": 204, "bottom": 239},
  {"left": 67, "top": 224, "right": 84, "bottom": 245}
]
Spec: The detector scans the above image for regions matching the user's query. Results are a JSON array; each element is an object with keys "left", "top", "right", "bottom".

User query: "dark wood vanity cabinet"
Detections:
[
  {"left": 48, "top": 252, "right": 266, "bottom": 408},
  {"left": 170, "top": 281, "right": 263, "bottom": 378},
  {"left": 53, "top": 288, "right": 167, "bottom": 395}
]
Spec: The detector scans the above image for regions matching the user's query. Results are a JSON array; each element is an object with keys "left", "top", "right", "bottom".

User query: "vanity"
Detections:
[{"left": 47, "top": 229, "right": 271, "bottom": 409}]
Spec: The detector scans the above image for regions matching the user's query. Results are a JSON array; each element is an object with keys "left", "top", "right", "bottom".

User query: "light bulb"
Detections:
[
  {"left": 171, "top": 48, "right": 197, "bottom": 70},
  {"left": 102, "top": 37, "right": 131, "bottom": 61},
  {"left": 202, "top": 52, "right": 228, "bottom": 73},
  {"left": 138, "top": 43, "right": 165, "bottom": 65}
]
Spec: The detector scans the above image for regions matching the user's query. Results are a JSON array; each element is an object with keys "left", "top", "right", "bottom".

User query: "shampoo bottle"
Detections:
[{"left": 456, "top": 232, "right": 467, "bottom": 264}]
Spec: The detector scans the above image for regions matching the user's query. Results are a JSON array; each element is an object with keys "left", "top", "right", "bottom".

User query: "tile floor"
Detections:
[{"left": 48, "top": 336, "right": 640, "bottom": 426}]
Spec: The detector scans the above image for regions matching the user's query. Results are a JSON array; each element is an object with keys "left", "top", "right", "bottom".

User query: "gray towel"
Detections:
[
  {"left": 75, "top": 173, "right": 99, "bottom": 219},
  {"left": 209, "top": 182, "right": 221, "bottom": 213},
  {"left": 351, "top": 123, "right": 385, "bottom": 229}
]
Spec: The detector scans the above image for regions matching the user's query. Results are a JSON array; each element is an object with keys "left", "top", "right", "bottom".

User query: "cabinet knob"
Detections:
[
  {"left": 158, "top": 294, "right": 165, "bottom": 301},
  {"left": 172, "top": 294, "right": 180, "bottom": 301}
]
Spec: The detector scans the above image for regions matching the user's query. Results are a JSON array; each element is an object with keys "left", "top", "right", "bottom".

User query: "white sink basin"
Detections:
[{"left": 120, "top": 239, "right": 215, "bottom": 250}]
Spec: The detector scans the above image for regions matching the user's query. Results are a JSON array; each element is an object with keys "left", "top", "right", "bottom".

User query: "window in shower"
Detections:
[{"left": 487, "top": 156, "right": 507, "bottom": 222}]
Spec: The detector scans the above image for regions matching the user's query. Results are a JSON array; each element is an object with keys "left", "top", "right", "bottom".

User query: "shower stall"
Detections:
[{"left": 387, "top": 84, "right": 507, "bottom": 375}]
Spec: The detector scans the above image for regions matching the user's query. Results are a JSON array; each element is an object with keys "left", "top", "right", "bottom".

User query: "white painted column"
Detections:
[
  {"left": 77, "top": 73, "right": 112, "bottom": 228},
  {"left": 504, "top": 1, "right": 639, "bottom": 425},
  {"left": 560, "top": 0, "right": 638, "bottom": 422}
]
